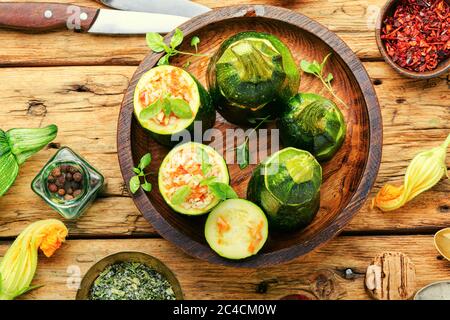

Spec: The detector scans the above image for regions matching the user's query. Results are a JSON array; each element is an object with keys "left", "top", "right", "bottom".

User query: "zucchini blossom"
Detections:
[
  {"left": 0, "top": 219, "right": 68, "bottom": 300},
  {"left": 372, "top": 134, "right": 450, "bottom": 211}
]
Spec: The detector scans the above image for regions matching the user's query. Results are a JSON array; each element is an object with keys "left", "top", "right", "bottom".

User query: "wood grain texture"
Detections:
[
  {"left": 0, "top": 64, "right": 447, "bottom": 238},
  {"left": 0, "top": 0, "right": 391, "bottom": 66},
  {"left": 117, "top": 5, "right": 382, "bottom": 267},
  {"left": 0, "top": 2, "right": 98, "bottom": 32},
  {"left": 5, "top": 235, "right": 449, "bottom": 300}
]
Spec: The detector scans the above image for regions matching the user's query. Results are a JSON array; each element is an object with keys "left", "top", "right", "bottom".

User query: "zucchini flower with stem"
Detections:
[
  {"left": 0, "top": 219, "right": 68, "bottom": 300},
  {"left": 372, "top": 134, "right": 450, "bottom": 211}
]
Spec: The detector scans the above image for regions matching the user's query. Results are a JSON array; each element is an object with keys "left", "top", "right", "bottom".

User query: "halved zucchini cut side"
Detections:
[
  {"left": 205, "top": 199, "right": 268, "bottom": 260},
  {"left": 134, "top": 65, "right": 215, "bottom": 146},
  {"left": 158, "top": 142, "right": 229, "bottom": 215}
]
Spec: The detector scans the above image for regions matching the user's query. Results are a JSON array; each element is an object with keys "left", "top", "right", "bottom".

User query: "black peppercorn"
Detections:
[{"left": 66, "top": 172, "right": 73, "bottom": 181}]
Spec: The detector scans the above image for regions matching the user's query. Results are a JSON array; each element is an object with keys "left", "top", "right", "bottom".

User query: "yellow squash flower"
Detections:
[
  {"left": 372, "top": 134, "right": 450, "bottom": 211},
  {"left": 0, "top": 219, "right": 68, "bottom": 300}
]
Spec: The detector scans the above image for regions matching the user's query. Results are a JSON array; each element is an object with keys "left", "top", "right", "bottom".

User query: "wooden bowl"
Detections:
[
  {"left": 117, "top": 5, "right": 383, "bottom": 268},
  {"left": 76, "top": 251, "right": 183, "bottom": 300},
  {"left": 375, "top": 0, "right": 450, "bottom": 79}
]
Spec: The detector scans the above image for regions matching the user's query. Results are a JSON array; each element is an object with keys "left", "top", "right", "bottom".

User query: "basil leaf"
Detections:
[
  {"left": 237, "top": 142, "right": 249, "bottom": 169},
  {"left": 208, "top": 182, "right": 238, "bottom": 200},
  {"left": 200, "top": 176, "right": 216, "bottom": 186},
  {"left": 139, "top": 100, "right": 163, "bottom": 121},
  {"left": 170, "top": 98, "right": 193, "bottom": 119},
  {"left": 129, "top": 175, "right": 141, "bottom": 194},
  {"left": 138, "top": 153, "right": 152, "bottom": 170},
  {"left": 197, "top": 147, "right": 212, "bottom": 175},
  {"left": 325, "top": 72, "right": 334, "bottom": 83},
  {"left": 157, "top": 54, "right": 170, "bottom": 66},
  {"left": 162, "top": 98, "right": 172, "bottom": 116},
  {"left": 190, "top": 36, "right": 200, "bottom": 51},
  {"left": 170, "top": 28, "right": 184, "bottom": 49},
  {"left": 133, "top": 167, "right": 141, "bottom": 175},
  {"left": 171, "top": 185, "right": 191, "bottom": 205},
  {"left": 146, "top": 33, "right": 166, "bottom": 53},
  {"left": 141, "top": 181, "right": 152, "bottom": 192}
]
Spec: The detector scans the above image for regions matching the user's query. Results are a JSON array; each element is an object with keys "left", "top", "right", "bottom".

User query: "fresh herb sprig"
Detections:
[
  {"left": 235, "top": 115, "right": 272, "bottom": 170},
  {"left": 129, "top": 153, "right": 152, "bottom": 194},
  {"left": 201, "top": 178, "right": 238, "bottom": 201},
  {"left": 300, "top": 53, "right": 349, "bottom": 109},
  {"left": 139, "top": 95, "right": 193, "bottom": 121},
  {"left": 146, "top": 29, "right": 206, "bottom": 66}
]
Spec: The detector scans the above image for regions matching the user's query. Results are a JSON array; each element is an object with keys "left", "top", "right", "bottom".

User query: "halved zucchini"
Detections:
[
  {"left": 158, "top": 142, "right": 229, "bottom": 215},
  {"left": 134, "top": 65, "right": 215, "bottom": 146},
  {"left": 205, "top": 199, "right": 268, "bottom": 260}
]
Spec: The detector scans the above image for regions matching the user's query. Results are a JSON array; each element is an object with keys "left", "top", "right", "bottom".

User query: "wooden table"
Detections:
[{"left": 0, "top": 0, "right": 448, "bottom": 300}]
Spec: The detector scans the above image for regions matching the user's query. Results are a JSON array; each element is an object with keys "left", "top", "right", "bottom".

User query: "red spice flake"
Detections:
[{"left": 381, "top": 0, "right": 450, "bottom": 72}]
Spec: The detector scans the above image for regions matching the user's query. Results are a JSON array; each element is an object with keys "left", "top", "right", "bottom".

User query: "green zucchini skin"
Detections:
[
  {"left": 246, "top": 148, "right": 322, "bottom": 231},
  {"left": 149, "top": 77, "right": 215, "bottom": 147},
  {"left": 207, "top": 31, "right": 300, "bottom": 126},
  {"left": 278, "top": 93, "right": 346, "bottom": 162}
]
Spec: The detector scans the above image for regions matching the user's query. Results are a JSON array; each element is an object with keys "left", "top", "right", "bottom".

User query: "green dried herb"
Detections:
[{"left": 89, "top": 261, "right": 176, "bottom": 300}]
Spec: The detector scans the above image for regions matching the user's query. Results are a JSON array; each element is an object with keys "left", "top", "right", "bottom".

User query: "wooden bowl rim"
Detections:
[
  {"left": 117, "top": 4, "right": 383, "bottom": 268},
  {"left": 75, "top": 251, "right": 184, "bottom": 300},
  {"left": 375, "top": 0, "right": 450, "bottom": 79}
]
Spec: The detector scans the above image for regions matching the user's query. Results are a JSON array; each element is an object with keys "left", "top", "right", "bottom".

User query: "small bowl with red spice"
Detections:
[{"left": 376, "top": 0, "right": 449, "bottom": 79}]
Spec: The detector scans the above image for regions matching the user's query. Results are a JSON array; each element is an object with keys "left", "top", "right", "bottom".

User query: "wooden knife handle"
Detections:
[{"left": 0, "top": 2, "right": 98, "bottom": 32}]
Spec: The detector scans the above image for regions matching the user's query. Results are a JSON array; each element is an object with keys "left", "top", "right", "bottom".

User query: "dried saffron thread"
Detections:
[{"left": 381, "top": 0, "right": 450, "bottom": 72}]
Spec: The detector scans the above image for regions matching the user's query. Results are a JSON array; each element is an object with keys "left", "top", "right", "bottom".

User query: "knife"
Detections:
[
  {"left": 96, "top": 0, "right": 211, "bottom": 18},
  {"left": 0, "top": 2, "right": 189, "bottom": 34}
]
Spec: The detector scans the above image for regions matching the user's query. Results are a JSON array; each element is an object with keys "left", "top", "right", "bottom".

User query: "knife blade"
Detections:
[
  {"left": 0, "top": 2, "right": 189, "bottom": 34},
  {"left": 97, "top": 0, "right": 211, "bottom": 18}
]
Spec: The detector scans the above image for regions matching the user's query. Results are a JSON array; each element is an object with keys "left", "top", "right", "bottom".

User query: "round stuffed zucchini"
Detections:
[
  {"left": 134, "top": 65, "right": 215, "bottom": 146},
  {"left": 247, "top": 147, "right": 322, "bottom": 231},
  {"left": 207, "top": 31, "right": 300, "bottom": 125},
  {"left": 205, "top": 199, "right": 268, "bottom": 260},
  {"left": 278, "top": 93, "right": 346, "bottom": 161},
  {"left": 158, "top": 142, "right": 229, "bottom": 215}
]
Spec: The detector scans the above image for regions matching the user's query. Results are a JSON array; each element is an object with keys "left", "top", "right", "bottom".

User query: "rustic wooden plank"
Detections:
[
  {"left": 0, "top": 64, "right": 448, "bottom": 238},
  {"left": 0, "top": 0, "right": 388, "bottom": 66},
  {"left": 2, "top": 235, "right": 447, "bottom": 300}
]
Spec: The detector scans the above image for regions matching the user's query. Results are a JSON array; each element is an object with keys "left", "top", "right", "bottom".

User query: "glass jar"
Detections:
[{"left": 31, "top": 147, "right": 104, "bottom": 219}]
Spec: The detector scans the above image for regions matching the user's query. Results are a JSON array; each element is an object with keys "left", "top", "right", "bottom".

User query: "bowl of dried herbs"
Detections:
[{"left": 76, "top": 251, "right": 183, "bottom": 300}]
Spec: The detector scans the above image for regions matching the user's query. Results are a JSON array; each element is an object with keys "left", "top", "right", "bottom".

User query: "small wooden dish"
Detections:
[
  {"left": 117, "top": 5, "right": 383, "bottom": 268},
  {"left": 76, "top": 251, "right": 183, "bottom": 300},
  {"left": 375, "top": 0, "right": 450, "bottom": 79}
]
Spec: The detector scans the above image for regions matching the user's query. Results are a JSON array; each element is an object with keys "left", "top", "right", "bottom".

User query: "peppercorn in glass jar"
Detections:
[{"left": 31, "top": 147, "right": 104, "bottom": 219}]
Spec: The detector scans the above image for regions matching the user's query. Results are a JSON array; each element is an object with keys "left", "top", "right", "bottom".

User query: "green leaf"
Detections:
[
  {"left": 183, "top": 61, "right": 192, "bottom": 68},
  {"left": 325, "top": 72, "right": 334, "bottom": 83},
  {"left": 157, "top": 54, "right": 170, "bottom": 66},
  {"left": 171, "top": 185, "right": 191, "bottom": 205},
  {"left": 237, "top": 142, "right": 249, "bottom": 169},
  {"left": 162, "top": 98, "right": 172, "bottom": 116},
  {"left": 133, "top": 167, "right": 141, "bottom": 175},
  {"left": 146, "top": 33, "right": 166, "bottom": 52},
  {"left": 129, "top": 175, "right": 141, "bottom": 194},
  {"left": 300, "top": 60, "right": 321, "bottom": 75},
  {"left": 169, "top": 98, "right": 193, "bottom": 119},
  {"left": 139, "top": 99, "right": 163, "bottom": 121},
  {"left": 141, "top": 181, "right": 152, "bottom": 192},
  {"left": 190, "top": 36, "right": 200, "bottom": 52},
  {"left": 170, "top": 28, "right": 184, "bottom": 49},
  {"left": 208, "top": 182, "right": 238, "bottom": 200},
  {"left": 197, "top": 148, "right": 212, "bottom": 175},
  {"left": 138, "top": 153, "right": 152, "bottom": 170},
  {"left": 321, "top": 53, "right": 332, "bottom": 70},
  {"left": 200, "top": 176, "right": 216, "bottom": 186}
]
